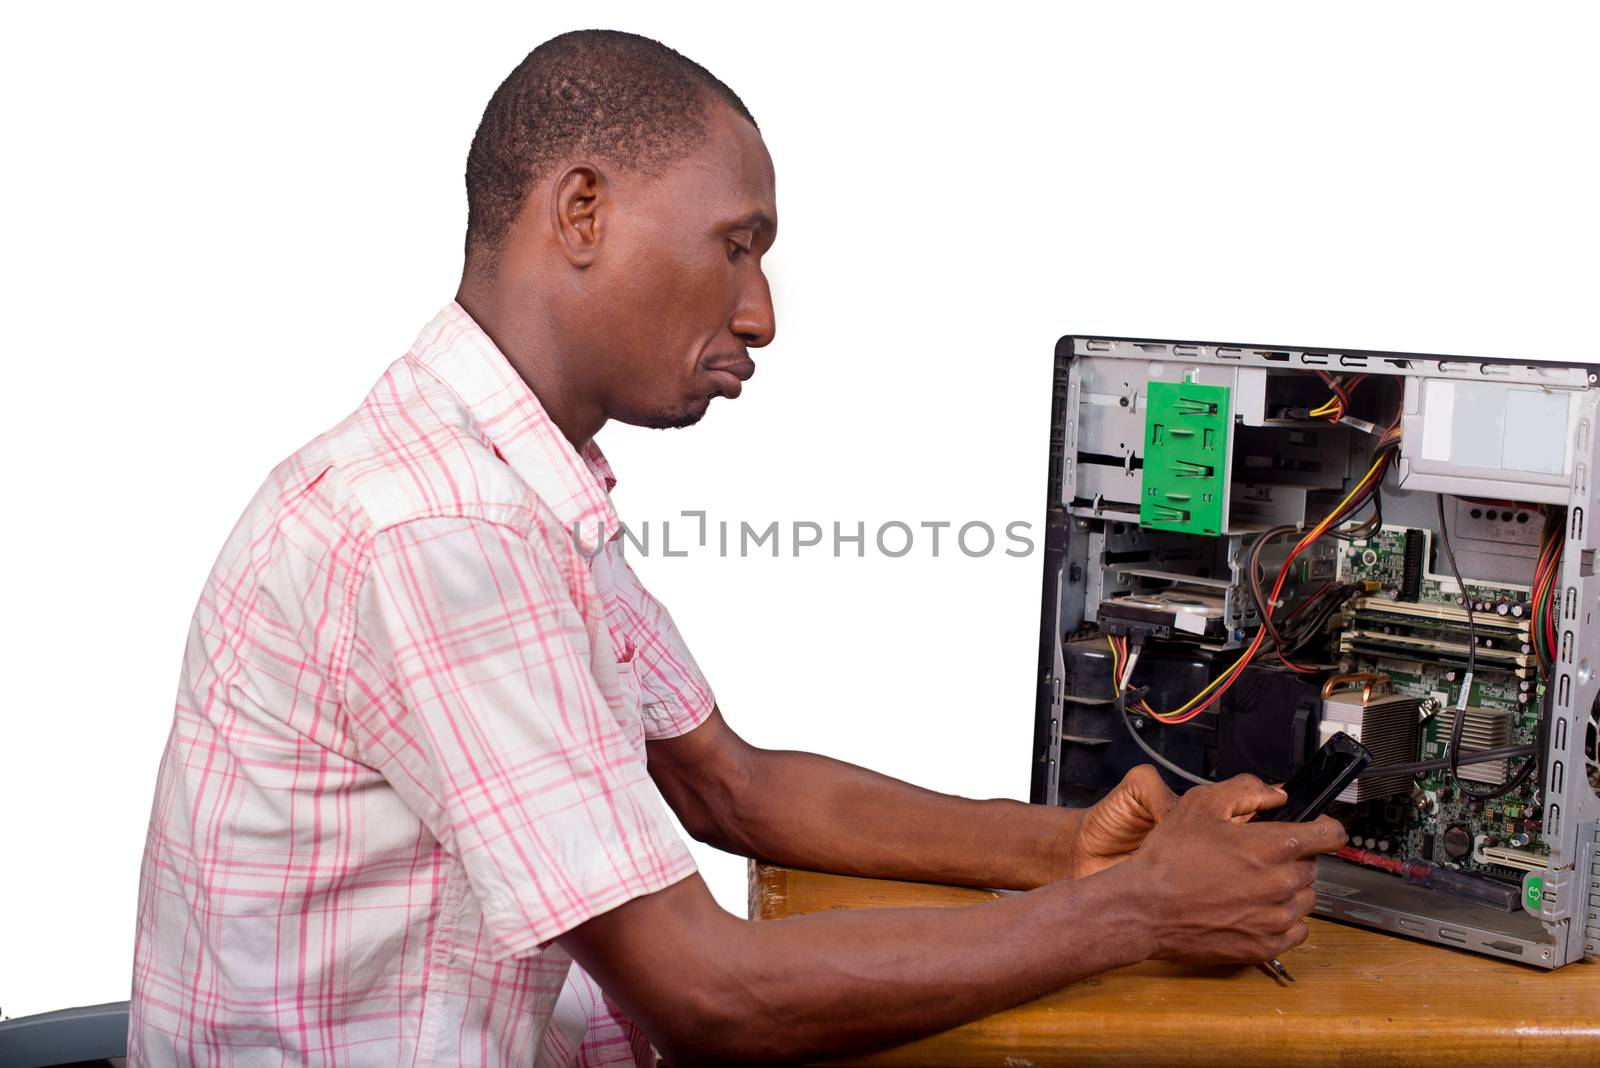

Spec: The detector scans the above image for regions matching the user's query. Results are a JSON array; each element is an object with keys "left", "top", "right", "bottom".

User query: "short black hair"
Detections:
[{"left": 464, "top": 30, "right": 757, "bottom": 258}]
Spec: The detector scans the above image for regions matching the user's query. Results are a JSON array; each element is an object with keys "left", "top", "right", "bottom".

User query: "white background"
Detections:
[{"left": 3, "top": 0, "right": 1597, "bottom": 1021}]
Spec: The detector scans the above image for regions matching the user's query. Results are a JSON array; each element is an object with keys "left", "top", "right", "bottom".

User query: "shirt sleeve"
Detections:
[
  {"left": 344, "top": 515, "right": 697, "bottom": 959},
  {"left": 592, "top": 542, "right": 716, "bottom": 740}
]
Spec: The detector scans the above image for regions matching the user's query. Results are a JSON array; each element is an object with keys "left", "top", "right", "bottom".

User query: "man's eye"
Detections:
[{"left": 727, "top": 241, "right": 751, "bottom": 261}]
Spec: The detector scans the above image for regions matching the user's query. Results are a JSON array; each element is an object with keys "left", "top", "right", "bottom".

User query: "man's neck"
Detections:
[{"left": 454, "top": 283, "right": 606, "bottom": 450}]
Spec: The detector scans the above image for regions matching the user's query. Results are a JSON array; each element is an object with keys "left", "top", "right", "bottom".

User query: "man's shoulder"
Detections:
[{"left": 302, "top": 354, "right": 546, "bottom": 537}]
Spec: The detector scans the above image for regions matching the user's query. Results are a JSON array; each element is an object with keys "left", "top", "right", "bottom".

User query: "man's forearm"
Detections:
[
  {"left": 709, "top": 746, "right": 1082, "bottom": 890},
  {"left": 565, "top": 868, "right": 1153, "bottom": 1066},
  {"left": 576, "top": 772, "right": 1336, "bottom": 1065}
]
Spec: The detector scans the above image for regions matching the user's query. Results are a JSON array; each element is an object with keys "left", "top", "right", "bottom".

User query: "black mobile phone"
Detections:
[{"left": 1252, "top": 731, "right": 1373, "bottom": 823}]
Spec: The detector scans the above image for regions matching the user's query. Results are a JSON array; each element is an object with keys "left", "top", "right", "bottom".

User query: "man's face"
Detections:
[{"left": 583, "top": 104, "right": 778, "bottom": 429}]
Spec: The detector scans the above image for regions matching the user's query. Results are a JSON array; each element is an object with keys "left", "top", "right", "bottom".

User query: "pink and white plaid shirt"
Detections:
[{"left": 130, "top": 303, "right": 714, "bottom": 1065}]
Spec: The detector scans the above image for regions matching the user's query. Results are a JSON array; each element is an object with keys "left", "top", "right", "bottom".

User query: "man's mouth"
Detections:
[{"left": 704, "top": 355, "right": 756, "bottom": 398}]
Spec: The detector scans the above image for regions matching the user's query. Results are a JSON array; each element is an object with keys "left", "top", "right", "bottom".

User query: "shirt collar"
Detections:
[{"left": 409, "top": 302, "right": 622, "bottom": 551}]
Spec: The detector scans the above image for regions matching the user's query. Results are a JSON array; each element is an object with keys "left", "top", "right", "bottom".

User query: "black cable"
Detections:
[
  {"left": 1434, "top": 496, "right": 1475, "bottom": 782},
  {"left": 1115, "top": 693, "right": 1211, "bottom": 787},
  {"left": 1461, "top": 664, "right": 1552, "bottom": 800},
  {"left": 1469, "top": 753, "right": 1538, "bottom": 800},
  {"left": 1432, "top": 494, "right": 1537, "bottom": 800},
  {"left": 1361, "top": 743, "right": 1537, "bottom": 780},
  {"left": 1107, "top": 643, "right": 1212, "bottom": 787}
]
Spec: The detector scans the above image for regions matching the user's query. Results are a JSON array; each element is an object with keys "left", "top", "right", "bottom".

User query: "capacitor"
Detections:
[
  {"left": 1511, "top": 604, "right": 1525, "bottom": 617},
  {"left": 1349, "top": 833, "right": 1362, "bottom": 846},
  {"left": 1509, "top": 832, "right": 1532, "bottom": 848},
  {"left": 1377, "top": 839, "right": 1391, "bottom": 852},
  {"left": 1519, "top": 680, "right": 1531, "bottom": 692},
  {"left": 1455, "top": 596, "right": 1466, "bottom": 606},
  {"left": 1496, "top": 602, "right": 1511, "bottom": 616},
  {"left": 1363, "top": 837, "right": 1377, "bottom": 849},
  {"left": 1518, "top": 692, "right": 1530, "bottom": 705}
]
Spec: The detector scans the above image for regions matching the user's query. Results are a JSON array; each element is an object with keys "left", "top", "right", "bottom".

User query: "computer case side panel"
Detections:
[
  {"left": 1030, "top": 336, "right": 1075, "bottom": 805},
  {"left": 1533, "top": 385, "right": 1600, "bottom": 964}
]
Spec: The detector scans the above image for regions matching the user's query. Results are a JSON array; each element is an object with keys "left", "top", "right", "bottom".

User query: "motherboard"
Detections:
[{"left": 1334, "top": 526, "right": 1548, "bottom": 883}]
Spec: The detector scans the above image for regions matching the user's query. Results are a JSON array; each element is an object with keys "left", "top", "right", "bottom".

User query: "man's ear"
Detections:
[{"left": 551, "top": 164, "right": 605, "bottom": 268}]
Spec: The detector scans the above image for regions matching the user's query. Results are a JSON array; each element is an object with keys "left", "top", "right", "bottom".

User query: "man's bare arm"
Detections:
[
  {"left": 647, "top": 708, "right": 1170, "bottom": 890},
  {"left": 561, "top": 776, "right": 1342, "bottom": 1066}
]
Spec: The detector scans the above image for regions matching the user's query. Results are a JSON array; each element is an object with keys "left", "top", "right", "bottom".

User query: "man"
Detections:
[{"left": 130, "top": 30, "right": 1343, "bottom": 1066}]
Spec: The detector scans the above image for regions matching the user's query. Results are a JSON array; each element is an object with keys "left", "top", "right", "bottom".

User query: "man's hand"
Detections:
[
  {"left": 1125, "top": 773, "right": 1345, "bottom": 965},
  {"left": 1058, "top": 764, "right": 1179, "bottom": 879}
]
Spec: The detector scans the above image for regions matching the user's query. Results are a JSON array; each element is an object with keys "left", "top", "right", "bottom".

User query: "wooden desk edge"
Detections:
[{"left": 747, "top": 861, "right": 1600, "bottom": 1068}]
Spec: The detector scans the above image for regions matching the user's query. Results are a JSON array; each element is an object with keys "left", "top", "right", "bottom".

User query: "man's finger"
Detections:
[
  {"left": 1120, "top": 764, "right": 1179, "bottom": 821},
  {"left": 1258, "top": 814, "right": 1347, "bottom": 860},
  {"left": 1189, "top": 773, "right": 1286, "bottom": 820}
]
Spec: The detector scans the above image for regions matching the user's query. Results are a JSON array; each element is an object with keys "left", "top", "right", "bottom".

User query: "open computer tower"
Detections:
[{"left": 1031, "top": 336, "right": 1600, "bottom": 968}]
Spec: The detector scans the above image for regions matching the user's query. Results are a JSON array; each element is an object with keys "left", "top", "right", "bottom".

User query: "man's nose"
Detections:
[{"left": 730, "top": 270, "right": 776, "bottom": 349}]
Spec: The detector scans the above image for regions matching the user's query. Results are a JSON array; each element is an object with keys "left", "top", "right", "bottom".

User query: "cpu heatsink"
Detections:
[{"left": 1320, "top": 686, "right": 1422, "bottom": 802}]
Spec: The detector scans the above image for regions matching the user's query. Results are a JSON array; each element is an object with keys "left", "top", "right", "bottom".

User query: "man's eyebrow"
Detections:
[{"left": 729, "top": 210, "right": 776, "bottom": 234}]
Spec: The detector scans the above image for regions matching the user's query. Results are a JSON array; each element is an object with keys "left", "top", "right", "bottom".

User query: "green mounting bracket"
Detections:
[{"left": 1139, "top": 381, "right": 1231, "bottom": 536}]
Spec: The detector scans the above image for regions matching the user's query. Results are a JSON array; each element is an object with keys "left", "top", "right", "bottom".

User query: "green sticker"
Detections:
[{"left": 1524, "top": 874, "right": 1544, "bottom": 911}]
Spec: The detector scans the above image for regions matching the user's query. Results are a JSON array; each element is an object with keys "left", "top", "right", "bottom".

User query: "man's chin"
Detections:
[
  {"left": 627, "top": 397, "right": 710, "bottom": 431},
  {"left": 653, "top": 409, "right": 704, "bottom": 430}
]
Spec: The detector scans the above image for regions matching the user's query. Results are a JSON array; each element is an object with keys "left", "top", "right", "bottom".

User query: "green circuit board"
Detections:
[
  {"left": 1337, "top": 526, "right": 1532, "bottom": 610},
  {"left": 1334, "top": 527, "right": 1547, "bottom": 881}
]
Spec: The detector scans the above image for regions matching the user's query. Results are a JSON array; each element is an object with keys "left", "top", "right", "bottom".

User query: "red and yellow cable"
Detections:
[{"left": 1110, "top": 446, "right": 1396, "bottom": 725}]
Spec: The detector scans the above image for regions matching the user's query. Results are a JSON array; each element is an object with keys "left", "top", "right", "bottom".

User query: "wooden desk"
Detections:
[{"left": 749, "top": 863, "right": 1600, "bottom": 1067}]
